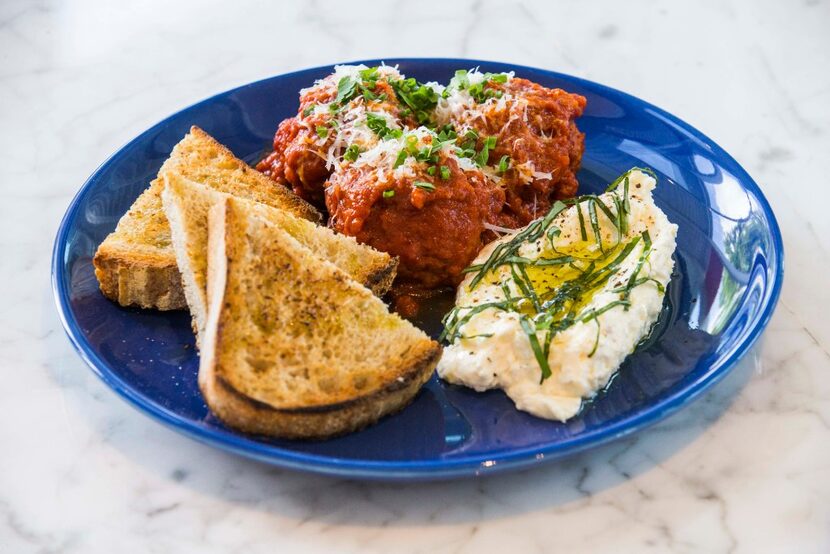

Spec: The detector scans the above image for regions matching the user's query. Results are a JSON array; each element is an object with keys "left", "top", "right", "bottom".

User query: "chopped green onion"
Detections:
[
  {"left": 315, "top": 125, "right": 329, "bottom": 139},
  {"left": 383, "top": 190, "right": 395, "bottom": 198},
  {"left": 439, "top": 165, "right": 451, "bottom": 180},
  {"left": 302, "top": 104, "right": 316, "bottom": 117}
]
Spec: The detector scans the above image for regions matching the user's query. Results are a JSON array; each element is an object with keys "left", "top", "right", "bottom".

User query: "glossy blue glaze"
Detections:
[{"left": 52, "top": 59, "right": 783, "bottom": 480}]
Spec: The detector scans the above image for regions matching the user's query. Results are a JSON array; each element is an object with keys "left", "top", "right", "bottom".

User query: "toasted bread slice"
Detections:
[
  {"left": 161, "top": 172, "right": 397, "bottom": 345},
  {"left": 93, "top": 126, "right": 321, "bottom": 310},
  {"left": 200, "top": 197, "right": 440, "bottom": 439}
]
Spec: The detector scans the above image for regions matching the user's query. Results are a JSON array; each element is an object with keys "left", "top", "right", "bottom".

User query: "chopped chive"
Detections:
[
  {"left": 413, "top": 181, "right": 435, "bottom": 192},
  {"left": 343, "top": 144, "right": 361, "bottom": 162},
  {"left": 393, "top": 149, "right": 408, "bottom": 168},
  {"left": 365, "top": 112, "right": 401, "bottom": 140},
  {"left": 390, "top": 77, "right": 438, "bottom": 126}
]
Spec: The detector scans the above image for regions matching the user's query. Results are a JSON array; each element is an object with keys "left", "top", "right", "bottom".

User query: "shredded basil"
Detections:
[{"left": 442, "top": 169, "right": 662, "bottom": 382}]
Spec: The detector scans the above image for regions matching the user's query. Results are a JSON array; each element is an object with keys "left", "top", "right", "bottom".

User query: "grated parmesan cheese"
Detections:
[
  {"left": 298, "top": 64, "right": 407, "bottom": 172},
  {"left": 433, "top": 69, "right": 516, "bottom": 128}
]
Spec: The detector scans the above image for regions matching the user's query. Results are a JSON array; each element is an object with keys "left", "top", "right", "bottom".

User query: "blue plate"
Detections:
[{"left": 52, "top": 59, "right": 783, "bottom": 480}]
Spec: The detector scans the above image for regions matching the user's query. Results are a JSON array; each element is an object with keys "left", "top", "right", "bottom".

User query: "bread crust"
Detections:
[
  {"left": 93, "top": 244, "right": 186, "bottom": 310},
  {"left": 204, "top": 338, "right": 439, "bottom": 440},
  {"left": 94, "top": 126, "right": 321, "bottom": 310},
  {"left": 364, "top": 257, "right": 399, "bottom": 297}
]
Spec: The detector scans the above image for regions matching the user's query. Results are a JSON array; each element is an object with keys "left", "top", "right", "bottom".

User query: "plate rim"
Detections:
[{"left": 51, "top": 57, "right": 785, "bottom": 480}]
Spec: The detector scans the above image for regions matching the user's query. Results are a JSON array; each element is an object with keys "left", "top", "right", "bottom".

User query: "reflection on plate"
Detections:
[{"left": 52, "top": 59, "right": 783, "bottom": 480}]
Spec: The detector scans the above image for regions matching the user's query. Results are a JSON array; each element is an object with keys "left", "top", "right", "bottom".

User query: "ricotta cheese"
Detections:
[{"left": 437, "top": 169, "right": 678, "bottom": 421}]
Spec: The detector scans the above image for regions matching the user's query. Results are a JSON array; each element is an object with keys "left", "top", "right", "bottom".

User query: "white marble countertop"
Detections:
[{"left": 3, "top": 0, "right": 829, "bottom": 551}]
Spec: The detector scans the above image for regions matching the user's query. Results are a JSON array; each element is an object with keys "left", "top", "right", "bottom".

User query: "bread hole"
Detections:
[
  {"left": 287, "top": 367, "right": 309, "bottom": 381},
  {"left": 352, "top": 374, "right": 368, "bottom": 390},
  {"left": 245, "top": 356, "right": 273, "bottom": 374},
  {"left": 317, "top": 376, "right": 336, "bottom": 394},
  {"left": 252, "top": 313, "right": 274, "bottom": 333}
]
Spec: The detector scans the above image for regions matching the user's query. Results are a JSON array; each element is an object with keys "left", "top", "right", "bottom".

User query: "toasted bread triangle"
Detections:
[
  {"left": 161, "top": 172, "right": 398, "bottom": 346},
  {"left": 199, "top": 197, "right": 440, "bottom": 439},
  {"left": 93, "top": 126, "right": 321, "bottom": 310}
]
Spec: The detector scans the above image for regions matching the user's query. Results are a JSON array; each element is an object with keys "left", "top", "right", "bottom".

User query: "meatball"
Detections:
[
  {"left": 256, "top": 116, "right": 329, "bottom": 206},
  {"left": 256, "top": 65, "right": 411, "bottom": 208},
  {"left": 435, "top": 72, "right": 586, "bottom": 226},
  {"left": 326, "top": 132, "right": 501, "bottom": 287}
]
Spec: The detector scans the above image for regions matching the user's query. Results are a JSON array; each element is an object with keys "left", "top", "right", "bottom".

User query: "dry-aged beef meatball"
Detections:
[
  {"left": 434, "top": 71, "right": 586, "bottom": 226},
  {"left": 257, "top": 65, "right": 586, "bottom": 289},
  {"left": 256, "top": 65, "right": 412, "bottom": 208},
  {"left": 326, "top": 130, "right": 502, "bottom": 288}
]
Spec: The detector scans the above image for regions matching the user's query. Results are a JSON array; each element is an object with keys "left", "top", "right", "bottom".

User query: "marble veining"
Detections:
[{"left": 1, "top": 0, "right": 829, "bottom": 552}]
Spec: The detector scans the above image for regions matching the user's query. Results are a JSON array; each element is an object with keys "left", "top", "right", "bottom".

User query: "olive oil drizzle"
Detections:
[{"left": 441, "top": 168, "right": 661, "bottom": 383}]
